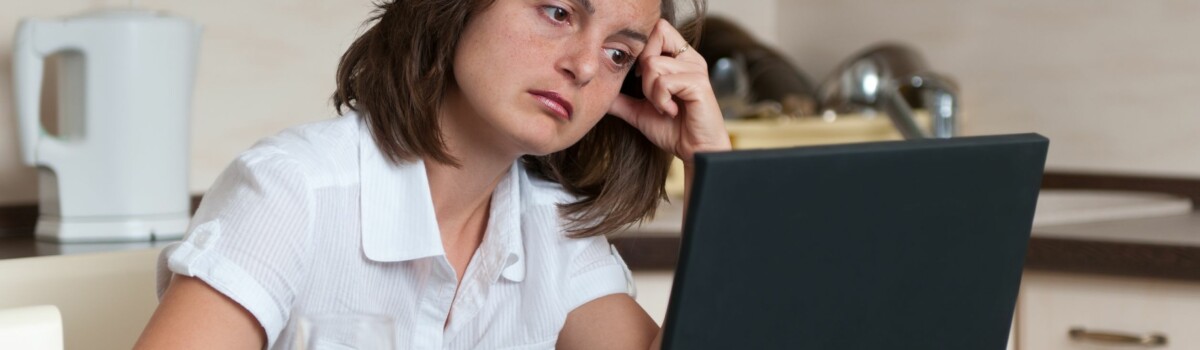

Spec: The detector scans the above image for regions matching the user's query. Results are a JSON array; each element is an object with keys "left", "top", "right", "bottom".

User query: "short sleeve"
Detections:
[
  {"left": 563, "top": 235, "right": 636, "bottom": 311},
  {"left": 157, "top": 145, "right": 314, "bottom": 348}
]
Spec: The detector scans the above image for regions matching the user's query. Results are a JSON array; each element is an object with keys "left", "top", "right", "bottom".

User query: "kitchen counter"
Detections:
[
  {"left": 609, "top": 178, "right": 1200, "bottom": 284},
  {"left": 2, "top": 172, "right": 1199, "bottom": 282},
  {"left": 0, "top": 237, "right": 173, "bottom": 260},
  {"left": 609, "top": 211, "right": 1200, "bottom": 281},
  {"left": 609, "top": 175, "right": 1200, "bottom": 284},
  {"left": 1026, "top": 214, "right": 1200, "bottom": 281}
]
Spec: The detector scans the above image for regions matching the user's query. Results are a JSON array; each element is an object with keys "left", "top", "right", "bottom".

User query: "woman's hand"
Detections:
[{"left": 607, "top": 19, "right": 731, "bottom": 164}]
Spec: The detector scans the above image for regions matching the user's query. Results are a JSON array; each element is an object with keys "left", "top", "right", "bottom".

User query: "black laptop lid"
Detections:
[{"left": 663, "top": 134, "right": 1049, "bottom": 350}]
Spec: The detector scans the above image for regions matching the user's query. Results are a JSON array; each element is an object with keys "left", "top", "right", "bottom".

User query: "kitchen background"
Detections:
[{"left": 2, "top": 0, "right": 1199, "bottom": 205}]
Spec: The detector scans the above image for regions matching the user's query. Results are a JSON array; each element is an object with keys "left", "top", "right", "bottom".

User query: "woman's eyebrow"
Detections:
[
  {"left": 567, "top": 0, "right": 595, "bottom": 14},
  {"left": 617, "top": 29, "right": 648, "bottom": 44},
  {"left": 565, "top": 0, "right": 648, "bottom": 44}
]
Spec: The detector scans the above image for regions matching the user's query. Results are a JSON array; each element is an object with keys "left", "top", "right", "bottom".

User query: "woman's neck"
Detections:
[
  {"left": 426, "top": 91, "right": 519, "bottom": 247},
  {"left": 424, "top": 155, "right": 510, "bottom": 245}
]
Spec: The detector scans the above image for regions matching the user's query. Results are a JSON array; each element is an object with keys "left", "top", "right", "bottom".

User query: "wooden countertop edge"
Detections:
[
  {"left": 1042, "top": 171, "right": 1200, "bottom": 206},
  {"left": 610, "top": 235, "right": 1200, "bottom": 282},
  {"left": 1023, "top": 236, "right": 1200, "bottom": 281},
  {"left": 614, "top": 171, "right": 1200, "bottom": 277}
]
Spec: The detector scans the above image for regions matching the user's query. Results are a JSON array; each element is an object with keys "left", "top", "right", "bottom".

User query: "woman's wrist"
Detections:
[{"left": 681, "top": 138, "right": 732, "bottom": 166}]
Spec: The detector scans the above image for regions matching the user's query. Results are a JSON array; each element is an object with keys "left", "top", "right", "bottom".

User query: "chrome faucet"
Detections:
[{"left": 817, "top": 43, "right": 959, "bottom": 139}]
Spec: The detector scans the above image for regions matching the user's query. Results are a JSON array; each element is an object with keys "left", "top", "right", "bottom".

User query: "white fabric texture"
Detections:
[{"left": 156, "top": 112, "right": 635, "bottom": 349}]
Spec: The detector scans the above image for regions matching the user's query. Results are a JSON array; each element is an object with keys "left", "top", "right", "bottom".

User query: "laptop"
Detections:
[{"left": 662, "top": 133, "right": 1049, "bottom": 349}]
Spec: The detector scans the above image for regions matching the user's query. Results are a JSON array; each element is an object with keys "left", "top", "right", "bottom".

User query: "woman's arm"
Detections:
[
  {"left": 596, "top": 17, "right": 730, "bottom": 350},
  {"left": 557, "top": 294, "right": 660, "bottom": 350},
  {"left": 134, "top": 275, "right": 265, "bottom": 349}
]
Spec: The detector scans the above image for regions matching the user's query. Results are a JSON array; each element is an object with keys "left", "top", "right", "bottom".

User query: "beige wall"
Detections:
[
  {"left": 0, "top": 0, "right": 771, "bottom": 205},
  {"left": 3, "top": 0, "right": 1196, "bottom": 205},
  {"left": 777, "top": 0, "right": 1200, "bottom": 177},
  {"left": 1, "top": 0, "right": 375, "bottom": 205},
  {"left": 707, "top": 0, "right": 777, "bottom": 44}
]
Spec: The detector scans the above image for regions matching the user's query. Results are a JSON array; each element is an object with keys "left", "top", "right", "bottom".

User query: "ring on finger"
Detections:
[{"left": 672, "top": 43, "right": 690, "bottom": 57}]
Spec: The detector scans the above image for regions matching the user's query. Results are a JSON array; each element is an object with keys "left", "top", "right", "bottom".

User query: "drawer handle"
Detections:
[{"left": 1069, "top": 327, "right": 1167, "bottom": 347}]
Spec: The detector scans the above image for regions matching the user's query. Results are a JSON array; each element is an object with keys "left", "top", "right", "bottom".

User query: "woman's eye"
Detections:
[
  {"left": 606, "top": 48, "right": 635, "bottom": 67},
  {"left": 541, "top": 6, "right": 569, "bottom": 23}
]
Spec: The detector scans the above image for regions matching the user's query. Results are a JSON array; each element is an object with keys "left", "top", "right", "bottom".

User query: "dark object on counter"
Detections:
[
  {"left": 695, "top": 16, "right": 818, "bottom": 117},
  {"left": 818, "top": 43, "right": 960, "bottom": 139},
  {"left": 662, "top": 133, "right": 1050, "bottom": 350}
]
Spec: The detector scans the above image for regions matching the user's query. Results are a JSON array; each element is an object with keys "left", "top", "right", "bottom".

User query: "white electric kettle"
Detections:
[{"left": 12, "top": 9, "right": 201, "bottom": 242}]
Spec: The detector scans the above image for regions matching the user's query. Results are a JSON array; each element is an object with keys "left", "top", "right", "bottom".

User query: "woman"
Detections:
[{"left": 136, "top": 0, "right": 728, "bottom": 348}]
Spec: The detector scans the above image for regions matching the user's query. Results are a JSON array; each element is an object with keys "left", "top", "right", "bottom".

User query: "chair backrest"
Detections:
[{"left": 0, "top": 305, "right": 64, "bottom": 350}]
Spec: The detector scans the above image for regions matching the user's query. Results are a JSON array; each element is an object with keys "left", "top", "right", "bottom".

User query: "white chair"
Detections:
[{"left": 0, "top": 305, "right": 64, "bottom": 350}]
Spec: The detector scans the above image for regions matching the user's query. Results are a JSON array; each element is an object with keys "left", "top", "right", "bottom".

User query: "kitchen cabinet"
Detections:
[
  {"left": 0, "top": 248, "right": 162, "bottom": 350},
  {"left": 1017, "top": 270, "right": 1200, "bottom": 349}
]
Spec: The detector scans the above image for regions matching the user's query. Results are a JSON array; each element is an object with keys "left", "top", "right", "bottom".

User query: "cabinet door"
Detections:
[{"left": 1018, "top": 270, "right": 1200, "bottom": 349}]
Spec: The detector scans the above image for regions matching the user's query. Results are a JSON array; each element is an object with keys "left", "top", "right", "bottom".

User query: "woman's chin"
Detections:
[
  {"left": 514, "top": 132, "right": 580, "bottom": 156},
  {"left": 517, "top": 139, "right": 570, "bottom": 157},
  {"left": 507, "top": 120, "right": 578, "bottom": 156}
]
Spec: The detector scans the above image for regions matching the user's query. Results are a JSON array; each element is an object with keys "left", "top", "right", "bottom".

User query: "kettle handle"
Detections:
[{"left": 13, "top": 19, "right": 73, "bottom": 167}]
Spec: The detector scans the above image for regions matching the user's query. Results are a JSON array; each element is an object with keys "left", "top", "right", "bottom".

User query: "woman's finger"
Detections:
[
  {"left": 644, "top": 72, "right": 679, "bottom": 117},
  {"left": 639, "top": 55, "right": 704, "bottom": 110},
  {"left": 649, "top": 72, "right": 712, "bottom": 112},
  {"left": 635, "top": 19, "right": 709, "bottom": 117},
  {"left": 639, "top": 19, "right": 702, "bottom": 65},
  {"left": 615, "top": 18, "right": 728, "bottom": 162},
  {"left": 638, "top": 56, "right": 687, "bottom": 87},
  {"left": 608, "top": 94, "right": 675, "bottom": 139},
  {"left": 639, "top": 20, "right": 667, "bottom": 60},
  {"left": 610, "top": 72, "right": 717, "bottom": 142},
  {"left": 608, "top": 92, "right": 662, "bottom": 122}
]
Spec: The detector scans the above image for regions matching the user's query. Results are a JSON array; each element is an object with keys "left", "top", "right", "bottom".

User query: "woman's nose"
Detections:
[{"left": 556, "top": 43, "right": 599, "bottom": 87}]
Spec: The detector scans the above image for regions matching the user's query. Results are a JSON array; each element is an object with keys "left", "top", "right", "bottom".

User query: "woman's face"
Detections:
[{"left": 449, "top": 0, "right": 662, "bottom": 156}]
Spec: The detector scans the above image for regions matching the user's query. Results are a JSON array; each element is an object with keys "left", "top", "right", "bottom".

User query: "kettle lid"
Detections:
[{"left": 69, "top": 8, "right": 188, "bottom": 23}]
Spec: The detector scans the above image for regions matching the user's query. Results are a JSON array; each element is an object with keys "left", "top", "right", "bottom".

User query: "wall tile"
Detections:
[{"left": 777, "top": 0, "right": 1200, "bottom": 176}]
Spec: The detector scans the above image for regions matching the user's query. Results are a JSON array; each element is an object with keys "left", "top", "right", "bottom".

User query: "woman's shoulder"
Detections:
[
  {"left": 255, "top": 114, "right": 359, "bottom": 161},
  {"left": 238, "top": 113, "right": 363, "bottom": 188}
]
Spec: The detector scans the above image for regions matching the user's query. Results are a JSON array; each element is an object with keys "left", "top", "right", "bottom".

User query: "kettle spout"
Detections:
[
  {"left": 876, "top": 73, "right": 960, "bottom": 140},
  {"left": 911, "top": 73, "right": 959, "bottom": 139}
]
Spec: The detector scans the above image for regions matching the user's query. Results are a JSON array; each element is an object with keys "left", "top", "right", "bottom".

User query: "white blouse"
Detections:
[{"left": 156, "top": 112, "right": 635, "bottom": 349}]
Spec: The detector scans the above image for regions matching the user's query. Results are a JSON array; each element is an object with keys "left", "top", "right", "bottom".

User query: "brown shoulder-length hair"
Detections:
[{"left": 333, "top": 0, "right": 706, "bottom": 237}]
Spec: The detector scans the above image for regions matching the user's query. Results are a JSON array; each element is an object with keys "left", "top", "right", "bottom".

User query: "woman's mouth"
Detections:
[{"left": 529, "top": 90, "right": 573, "bottom": 121}]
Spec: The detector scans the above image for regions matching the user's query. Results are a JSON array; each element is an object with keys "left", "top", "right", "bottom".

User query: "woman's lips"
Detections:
[{"left": 529, "top": 90, "right": 573, "bottom": 121}]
